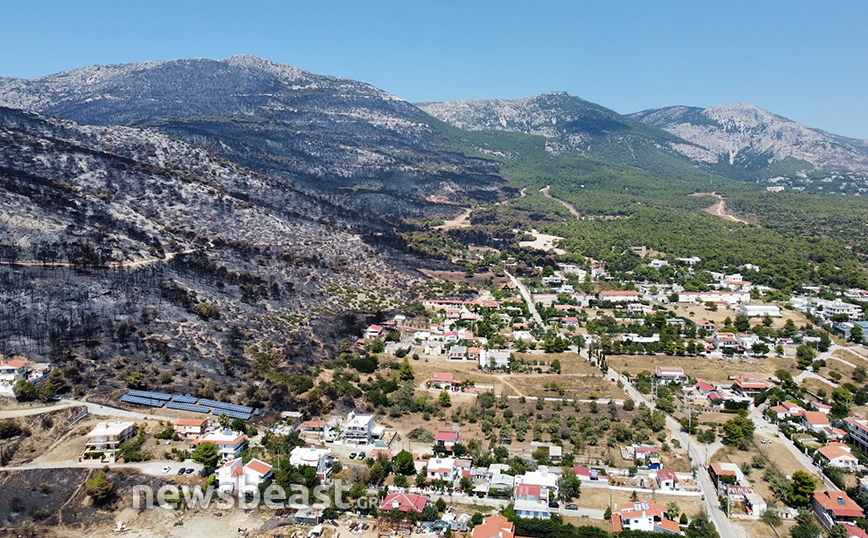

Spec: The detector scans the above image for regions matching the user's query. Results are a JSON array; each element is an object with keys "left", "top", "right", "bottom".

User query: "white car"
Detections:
[
  {"left": 162, "top": 466, "right": 171, "bottom": 474},
  {"left": 761, "top": 439, "right": 772, "bottom": 444}
]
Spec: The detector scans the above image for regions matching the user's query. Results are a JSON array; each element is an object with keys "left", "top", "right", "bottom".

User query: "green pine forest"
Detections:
[{"left": 425, "top": 116, "right": 868, "bottom": 291}]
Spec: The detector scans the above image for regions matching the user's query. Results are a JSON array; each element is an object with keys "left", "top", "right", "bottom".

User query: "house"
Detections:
[
  {"left": 431, "top": 372, "right": 454, "bottom": 390},
  {"left": 655, "top": 366, "right": 687, "bottom": 382},
  {"left": 709, "top": 462, "right": 743, "bottom": 491},
  {"left": 812, "top": 491, "right": 865, "bottom": 530},
  {"left": 713, "top": 333, "right": 739, "bottom": 350},
  {"left": 514, "top": 483, "right": 550, "bottom": 519},
  {"left": 300, "top": 420, "right": 327, "bottom": 433},
  {"left": 696, "top": 319, "right": 716, "bottom": 332},
  {"left": 733, "top": 375, "right": 770, "bottom": 397},
  {"left": 696, "top": 382, "right": 716, "bottom": 395},
  {"left": 845, "top": 417, "right": 868, "bottom": 451},
  {"left": 344, "top": 412, "right": 376, "bottom": 444},
  {"left": 379, "top": 493, "right": 429, "bottom": 514},
  {"left": 517, "top": 467, "right": 559, "bottom": 498},
  {"left": 192, "top": 430, "right": 248, "bottom": 461},
  {"left": 174, "top": 418, "right": 209, "bottom": 440},
  {"left": 611, "top": 500, "right": 681, "bottom": 535},
  {"left": 217, "top": 457, "right": 273, "bottom": 494},
  {"left": 628, "top": 303, "right": 653, "bottom": 315},
  {"left": 0, "top": 359, "right": 28, "bottom": 384},
  {"left": 815, "top": 443, "right": 859, "bottom": 470},
  {"left": 562, "top": 317, "right": 580, "bottom": 327},
  {"left": 289, "top": 446, "right": 334, "bottom": 479},
  {"left": 82, "top": 421, "right": 139, "bottom": 462},
  {"left": 802, "top": 411, "right": 831, "bottom": 433},
  {"left": 472, "top": 515, "right": 515, "bottom": 538},
  {"left": 810, "top": 402, "right": 832, "bottom": 415},
  {"left": 598, "top": 290, "right": 640, "bottom": 303},
  {"left": 656, "top": 468, "right": 679, "bottom": 490},
  {"left": 781, "top": 401, "right": 806, "bottom": 417},
  {"left": 573, "top": 466, "right": 604, "bottom": 482},
  {"left": 427, "top": 457, "right": 459, "bottom": 483},
  {"left": 449, "top": 345, "right": 467, "bottom": 360},
  {"left": 436, "top": 430, "right": 460, "bottom": 452},
  {"left": 726, "top": 485, "right": 767, "bottom": 519},
  {"left": 482, "top": 350, "right": 510, "bottom": 370},
  {"left": 467, "top": 347, "right": 483, "bottom": 361},
  {"left": 365, "top": 325, "right": 384, "bottom": 341}
]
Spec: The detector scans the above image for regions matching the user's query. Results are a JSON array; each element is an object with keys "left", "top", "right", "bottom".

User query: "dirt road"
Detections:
[
  {"left": 540, "top": 185, "right": 581, "bottom": 220},
  {"left": 691, "top": 192, "right": 748, "bottom": 224}
]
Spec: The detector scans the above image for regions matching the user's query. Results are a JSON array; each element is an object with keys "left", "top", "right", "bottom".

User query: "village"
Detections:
[{"left": 5, "top": 256, "right": 868, "bottom": 538}]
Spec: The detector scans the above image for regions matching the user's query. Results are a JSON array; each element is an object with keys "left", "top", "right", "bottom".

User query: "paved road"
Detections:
[
  {"left": 504, "top": 269, "right": 544, "bottom": 326},
  {"left": 608, "top": 365, "right": 739, "bottom": 538},
  {"left": 0, "top": 458, "right": 206, "bottom": 477},
  {"left": 0, "top": 398, "right": 182, "bottom": 422}
]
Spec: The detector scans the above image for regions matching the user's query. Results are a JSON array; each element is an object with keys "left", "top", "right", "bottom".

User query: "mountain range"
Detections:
[{"left": 1, "top": 54, "right": 867, "bottom": 394}]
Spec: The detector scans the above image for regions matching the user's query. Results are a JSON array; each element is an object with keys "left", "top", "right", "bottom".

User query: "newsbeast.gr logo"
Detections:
[{"left": 131, "top": 479, "right": 379, "bottom": 510}]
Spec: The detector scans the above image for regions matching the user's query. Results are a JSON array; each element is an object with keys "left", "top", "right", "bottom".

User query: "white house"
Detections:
[
  {"left": 426, "top": 457, "right": 459, "bottom": 483},
  {"left": 344, "top": 412, "right": 375, "bottom": 444},
  {"left": 82, "top": 421, "right": 139, "bottom": 462},
  {"left": 193, "top": 430, "right": 248, "bottom": 461},
  {"left": 289, "top": 446, "right": 334, "bottom": 479},
  {"left": 802, "top": 411, "right": 831, "bottom": 434},
  {"left": 0, "top": 359, "right": 28, "bottom": 385},
  {"left": 481, "top": 350, "right": 510, "bottom": 370},
  {"left": 611, "top": 500, "right": 681, "bottom": 535},
  {"left": 598, "top": 290, "right": 640, "bottom": 303},
  {"left": 815, "top": 443, "right": 859, "bottom": 470},
  {"left": 217, "top": 457, "right": 273, "bottom": 495}
]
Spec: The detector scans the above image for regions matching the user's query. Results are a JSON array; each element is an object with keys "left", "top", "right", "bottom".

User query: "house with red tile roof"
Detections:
[
  {"left": 810, "top": 401, "right": 832, "bottom": 414},
  {"left": 656, "top": 468, "right": 679, "bottom": 490},
  {"left": 733, "top": 375, "right": 770, "bottom": 396},
  {"left": 845, "top": 417, "right": 868, "bottom": 451},
  {"left": 573, "top": 465, "right": 604, "bottom": 482},
  {"left": 0, "top": 359, "right": 28, "bottom": 384},
  {"left": 696, "top": 382, "right": 716, "bottom": 395},
  {"left": 655, "top": 366, "right": 687, "bottom": 382},
  {"left": 365, "top": 325, "right": 384, "bottom": 341},
  {"left": 216, "top": 457, "right": 273, "bottom": 495},
  {"left": 380, "top": 493, "right": 429, "bottom": 513},
  {"left": 174, "top": 418, "right": 209, "bottom": 439},
  {"left": 815, "top": 443, "right": 859, "bottom": 470},
  {"left": 472, "top": 515, "right": 515, "bottom": 538},
  {"left": 802, "top": 411, "right": 831, "bottom": 433},
  {"left": 813, "top": 491, "right": 865, "bottom": 529},
  {"left": 436, "top": 430, "right": 460, "bottom": 452},
  {"left": 431, "top": 372, "right": 454, "bottom": 389}
]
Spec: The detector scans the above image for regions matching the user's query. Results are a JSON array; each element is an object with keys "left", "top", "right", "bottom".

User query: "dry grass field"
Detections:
[{"left": 606, "top": 354, "right": 795, "bottom": 386}]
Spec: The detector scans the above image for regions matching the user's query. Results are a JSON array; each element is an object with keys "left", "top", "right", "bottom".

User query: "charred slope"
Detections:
[
  {"left": 0, "top": 55, "right": 510, "bottom": 224},
  {"left": 0, "top": 107, "right": 420, "bottom": 406}
]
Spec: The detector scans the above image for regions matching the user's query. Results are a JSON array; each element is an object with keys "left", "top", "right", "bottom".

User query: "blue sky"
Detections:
[{"left": 2, "top": 1, "right": 867, "bottom": 138}]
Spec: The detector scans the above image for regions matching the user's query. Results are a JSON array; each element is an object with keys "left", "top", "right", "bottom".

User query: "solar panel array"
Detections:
[
  {"left": 127, "top": 389, "right": 171, "bottom": 401},
  {"left": 121, "top": 392, "right": 256, "bottom": 420},
  {"left": 121, "top": 394, "right": 166, "bottom": 407},
  {"left": 212, "top": 409, "right": 252, "bottom": 420},
  {"left": 199, "top": 399, "right": 253, "bottom": 414}
]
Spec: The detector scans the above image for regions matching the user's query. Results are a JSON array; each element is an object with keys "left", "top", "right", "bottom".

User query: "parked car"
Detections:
[
  {"left": 349, "top": 452, "right": 357, "bottom": 459},
  {"left": 761, "top": 439, "right": 772, "bottom": 444},
  {"left": 162, "top": 466, "right": 171, "bottom": 474},
  {"left": 177, "top": 468, "right": 186, "bottom": 475},
  {"left": 566, "top": 504, "right": 578, "bottom": 510},
  {"left": 186, "top": 468, "right": 195, "bottom": 474},
  {"left": 358, "top": 451, "right": 366, "bottom": 460},
  {"left": 548, "top": 501, "right": 559, "bottom": 508}
]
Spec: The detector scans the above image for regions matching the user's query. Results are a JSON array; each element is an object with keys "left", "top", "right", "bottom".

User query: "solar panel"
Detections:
[
  {"left": 200, "top": 399, "right": 253, "bottom": 414},
  {"left": 127, "top": 390, "right": 171, "bottom": 401},
  {"left": 121, "top": 394, "right": 165, "bottom": 408},
  {"left": 172, "top": 395, "right": 198, "bottom": 404},
  {"left": 166, "top": 402, "right": 212, "bottom": 414},
  {"left": 212, "top": 409, "right": 251, "bottom": 420}
]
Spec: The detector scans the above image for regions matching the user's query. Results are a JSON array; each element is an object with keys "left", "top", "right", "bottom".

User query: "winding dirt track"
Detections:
[
  {"left": 540, "top": 185, "right": 581, "bottom": 220},
  {"left": 691, "top": 192, "right": 748, "bottom": 224}
]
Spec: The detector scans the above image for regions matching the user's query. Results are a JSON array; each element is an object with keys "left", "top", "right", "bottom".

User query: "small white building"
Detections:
[
  {"left": 738, "top": 304, "right": 781, "bottom": 318},
  {"left": 426, "top": 457, "right": 459, "bottom": 483},
  {"left": 289, "top": 446, "right": 334, "bottom": 478},
  {"left": 481, "top": 350, "right": 510, "bottom": 370},
  {"left": 83, "top": 421, "right": 139, "bottom": 456},
  {"left": 0, "top": 359, "right": 28, "bottom": 385}
]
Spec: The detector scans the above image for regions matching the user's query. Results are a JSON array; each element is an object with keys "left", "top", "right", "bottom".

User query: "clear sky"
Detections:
[{"left": 2, "top": 0, "right": 867, "bottom": 138}]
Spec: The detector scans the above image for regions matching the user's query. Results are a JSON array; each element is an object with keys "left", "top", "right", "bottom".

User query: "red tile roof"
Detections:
[
  {"left": 813, "top": 491, "right": 864, "bottom": 518},
  {"left": 472, "top": 515, "right": 514, "bottom": 538},
  {"left": 380, "top": 493, "right": 428, "bottom": 513},
  {"left": 657, "top": 468, "right": 678, "bottom": 483},
  {"left": 2, "top": 360, "right": 26, "bottom": 368},
  {"left": 516, "top": 483, "right": 542, "bottom": 497},
  {"left": 246, "top": 458, "right": 273, "bottom": 476},
  {"left": 431, "top": 372, "right": 454, "bottom": 383},
  {"left": 803, "top": 411, "right": 830, "bottom": 426},
  {"left": 436, "top": 430, "right": 460, "bottom": 443}
]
